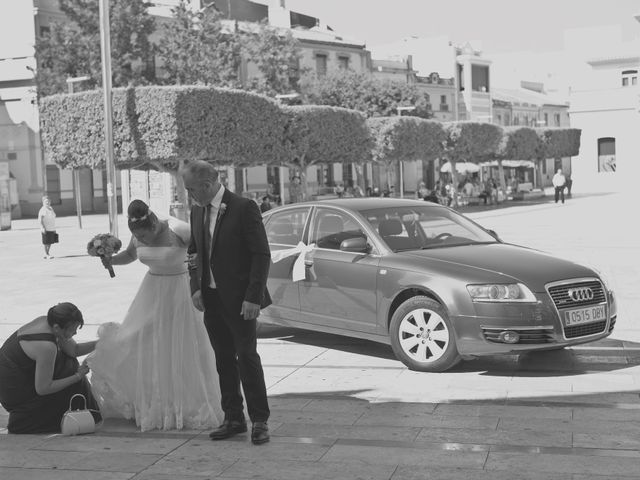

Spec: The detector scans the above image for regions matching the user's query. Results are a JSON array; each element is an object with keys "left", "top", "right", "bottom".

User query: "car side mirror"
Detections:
[{"left": 340, "top": 236, "right": 370, "bottom": 253}]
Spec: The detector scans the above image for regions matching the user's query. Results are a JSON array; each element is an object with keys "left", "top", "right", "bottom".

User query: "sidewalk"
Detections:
[{"left": 2, "top": 191, "right": 640, "bottom": 479}]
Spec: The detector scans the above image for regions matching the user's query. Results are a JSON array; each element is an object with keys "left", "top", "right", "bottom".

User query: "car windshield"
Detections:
[{"left": 360, "top": 205, "right": 497, "bottom": 251}]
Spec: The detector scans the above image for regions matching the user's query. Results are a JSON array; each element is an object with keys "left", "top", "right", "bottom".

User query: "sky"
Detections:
[{"left": 287, "top": 0, "right": 640, "bottom": 54}]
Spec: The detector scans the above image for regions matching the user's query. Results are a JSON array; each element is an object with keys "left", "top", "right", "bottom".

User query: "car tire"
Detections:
[{"left": 389, "top": 296, "right": 461, "bottom": 372}]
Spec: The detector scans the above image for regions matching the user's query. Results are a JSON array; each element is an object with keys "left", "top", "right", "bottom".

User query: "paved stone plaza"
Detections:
[{"left": 1, "top": 191, "right": 640, "bottom": 479}]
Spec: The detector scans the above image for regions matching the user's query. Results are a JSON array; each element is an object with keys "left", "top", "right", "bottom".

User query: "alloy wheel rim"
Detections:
[{"left": 398, "top": 308, "right": 450, "bottom": 363}]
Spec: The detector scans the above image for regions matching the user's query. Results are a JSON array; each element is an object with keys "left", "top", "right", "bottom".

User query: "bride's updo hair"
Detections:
[{"left": 127, "top": 199, "right": 157, "bottom": 231}]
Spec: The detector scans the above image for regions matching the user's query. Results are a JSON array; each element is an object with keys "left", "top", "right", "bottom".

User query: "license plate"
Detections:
[{"left": 564, "top": 305, "right": 606, "bottom": 326}]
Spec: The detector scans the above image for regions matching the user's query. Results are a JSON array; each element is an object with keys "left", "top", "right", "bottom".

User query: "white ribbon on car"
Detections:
[{"left": 271, "top": 242, "right": 316, "bottom": 282}]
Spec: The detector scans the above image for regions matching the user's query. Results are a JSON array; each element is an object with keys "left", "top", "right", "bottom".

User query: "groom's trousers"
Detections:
[{"left": 202, "top": 286, "right": 270, "bottom": 423}]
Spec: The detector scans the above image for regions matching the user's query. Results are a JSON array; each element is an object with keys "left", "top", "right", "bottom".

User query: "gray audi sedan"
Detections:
[{"left": 261, "top": 198, "right": 616, "bottom": 372}]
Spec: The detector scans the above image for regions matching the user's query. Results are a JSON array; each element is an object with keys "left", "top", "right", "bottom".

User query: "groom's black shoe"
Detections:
[
  {"left": 251, "top": 421, "right": 270, "bottom": 445},
  {"left": 209, "top": 419, "right": 247, "bottom": 440}
]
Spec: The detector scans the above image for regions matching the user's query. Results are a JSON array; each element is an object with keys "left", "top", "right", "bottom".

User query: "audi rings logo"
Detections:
[{"left": 568, "top": 287, "right": 594, "bottom": 302}]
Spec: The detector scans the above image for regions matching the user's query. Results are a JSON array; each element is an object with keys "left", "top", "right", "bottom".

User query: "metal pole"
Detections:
[
  {"left": 452, "top": 43, "right": 459, "bottom": 121},
  {"left": 67, "top": 81, "right": 82, "bottom": 229},
  {"left": 99, "top": 0, "right": 118, "bottom": 237},
  {"left": 279, "top": 166, "right": 285, "bottom": 205}
]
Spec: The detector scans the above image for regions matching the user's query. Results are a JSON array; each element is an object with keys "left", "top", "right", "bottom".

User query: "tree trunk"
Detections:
[
  {"left": 497, "top": 159, "right": 506, "bottom": 203},
  {"left": 354, "top": 163, "right": 366, "bottom": 195},
  {"left": 449, "top": 160, "right": 458, "bottom": 208},
  {"left": 158, "top": 162, "right": 188, "bottom": 221},
  {"left": 535, "top": 157, "right": 544, "bottom": 189},
  {"left": 300, "top": 162, "right": 309, "bottom": 201}
]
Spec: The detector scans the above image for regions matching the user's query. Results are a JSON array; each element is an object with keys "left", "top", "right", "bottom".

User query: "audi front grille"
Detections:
[{"left": 546, "top": 278, "right": 608, "bottom": 339}]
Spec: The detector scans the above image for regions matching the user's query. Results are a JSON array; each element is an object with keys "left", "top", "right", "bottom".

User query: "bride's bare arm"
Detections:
[{"left": 109, "top": 237, "right": 137, "bottom": 265}]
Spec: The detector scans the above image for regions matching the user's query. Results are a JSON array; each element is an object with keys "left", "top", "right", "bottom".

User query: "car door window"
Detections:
[
  {"left": 311, "top": 209, "right": 366, "bottom": 250},
  {"left": 265, "top": 208, "right": 310, "bottom": 246}
]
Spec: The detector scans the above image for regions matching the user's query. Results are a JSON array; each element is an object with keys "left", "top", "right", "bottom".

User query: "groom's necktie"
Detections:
[{"left": 202, "top": 204, "right": 212, "bottom": 287}]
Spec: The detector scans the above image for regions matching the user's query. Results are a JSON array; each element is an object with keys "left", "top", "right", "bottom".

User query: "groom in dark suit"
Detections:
[{"left": 181, "top": 160, "right": 271, "bottom": 445}]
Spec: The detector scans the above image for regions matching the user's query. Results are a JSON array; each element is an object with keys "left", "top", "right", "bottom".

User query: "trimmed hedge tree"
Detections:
[
  {"left": 496, "top": 126, "right": 539, "bottom": 191},
  {"left": 39, "top": 85, "right": 290, "bottom": 169},
  {"left": 282, "top": 105, "right": 371, "bottom": 200},
  {"left": 442, "top": 122, "right": 503, "bottom": 206},
  {"left": 535, "top": 127, "right": 581, "bottom": 187},
  {"left": 368, "top": 116, "right": 444, "bottom": 193}
]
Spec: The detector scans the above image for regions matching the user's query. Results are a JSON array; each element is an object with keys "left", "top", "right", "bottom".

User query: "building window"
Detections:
[
  {"left": 39, "top": 26, "right": 50, "bottom": 36},
  {"left": 288, "top": 57, "right": 300, "bottom": 89},
  {"left": 315, "top": 54, "right": 327, "bottom": 77},
  {"left": 554, "top": 113, "right": 560, "bottom": 126},
  {"left": 544, "top": 113, "right": 548, "bottom": 126},
  {"left": 504, "top": 114, "right": 510, "bottom": 126},
  {"left": 497, "top": 114, "right": 502, "bottom": 124},
  {"left": 471, "top": 64, "right": 489, "bottom": 92},
  {"left": 622, "top": 70, "right": 638, "bottom": 87},
  {"left": 439, "top": 95, "right": 449, "bottom": 111},
  {"left": 338, "top": 56, "right": 349, "bottom": 70},
  {"left": 597, "top": 137, "right": 616, "bottom": 172},
  {"left": 46, "top": 165, "right": 61, "bottom": 204}
]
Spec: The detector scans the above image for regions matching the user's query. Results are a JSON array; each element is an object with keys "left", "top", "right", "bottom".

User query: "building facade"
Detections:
[{"left": 570, "top": 48, "right": 640, "bottom": 193}]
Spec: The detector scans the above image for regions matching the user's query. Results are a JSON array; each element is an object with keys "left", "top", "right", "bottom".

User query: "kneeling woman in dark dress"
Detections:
[{"left": 0, "top": 302, "right": 101, "bottom": 433}]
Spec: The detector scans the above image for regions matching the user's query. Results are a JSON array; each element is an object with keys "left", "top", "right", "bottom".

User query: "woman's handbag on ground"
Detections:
[{"left": 60, "top": 393, "right": 97, "bottom": 435}]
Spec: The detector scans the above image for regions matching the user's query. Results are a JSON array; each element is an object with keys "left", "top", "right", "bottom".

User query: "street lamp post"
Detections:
[
  {"left": 396, "top": 106, "right": 416, "bottom": 198},
  {"left": 66, "top": 76, "right": 91, "bottom": 229},
  {"left": 99, "top": 0, "right": 118, "bottom": 237}
]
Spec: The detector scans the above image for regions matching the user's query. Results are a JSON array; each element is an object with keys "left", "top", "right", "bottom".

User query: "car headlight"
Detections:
[{"left": 466, "top": 283, "right": 537, "bottom": 303}]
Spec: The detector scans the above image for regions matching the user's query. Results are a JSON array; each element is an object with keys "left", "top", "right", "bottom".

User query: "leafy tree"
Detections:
[
  {"left": 282, "top": 105, "right": 371, "bottom": 200},
  {"left": 32, "top": 23, "right": 97, "bottom": 97},
  {"left": 534, "top": 127, "right": 581, "bottom": 187},
  {"left": 34, "top": 0, "right": 156, "bottom": 96},
  {"left": 243, "top": 22, "right": 303, "bottom": 95},
  {"left": 368, "top": 117, "right": 444, "bottom": 192},
  {"left": 442, "top": 122, "right": 503, "bottom": 206},
  {"left": 495, "top": 126, "right": 539, "bottom": 192},
  {"left": 299, "top": 70, "right": 432, "bottom": 119},
  {"left": 155, "top": 2, "right": 244, "bottom": 88}
]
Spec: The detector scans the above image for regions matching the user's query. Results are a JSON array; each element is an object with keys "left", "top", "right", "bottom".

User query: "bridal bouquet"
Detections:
[{"left": 87, "top": 233, "right": 122, "bottom": 278}]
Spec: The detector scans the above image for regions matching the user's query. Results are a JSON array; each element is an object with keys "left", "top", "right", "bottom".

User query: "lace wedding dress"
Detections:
[{"left": 87, "top": 219, "right": 223, "bottom": 431}]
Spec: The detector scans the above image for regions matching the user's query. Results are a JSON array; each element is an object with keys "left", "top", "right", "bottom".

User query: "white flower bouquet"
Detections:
[{"left": 87, "top": 233, "right": 122, "bottom": 278}]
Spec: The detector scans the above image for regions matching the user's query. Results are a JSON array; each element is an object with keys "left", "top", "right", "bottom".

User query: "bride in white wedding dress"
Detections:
[{"left": 87, "top": 200, "right": 222, "bottom": 431}]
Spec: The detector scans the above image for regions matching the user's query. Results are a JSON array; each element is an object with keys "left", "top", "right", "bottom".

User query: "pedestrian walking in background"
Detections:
[
  {"left": 553, "top": 169, "right": 567, "bottom": 204},
  {"left": 417, "top": 181, "right": 429, "bottom": 200},
  {"left": 565, "top": 174, "right": 573, "bottom": 197},
  {"left": 38, "top": 196, "right": 57, "bottom": 259},
  {"left": 288, "top": 176, "right": 303, "bottom": 203}
]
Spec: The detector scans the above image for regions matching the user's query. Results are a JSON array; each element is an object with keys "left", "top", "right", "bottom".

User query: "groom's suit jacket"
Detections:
[{"left": 188, "top": 189, "right": 272, "bottom": 314}]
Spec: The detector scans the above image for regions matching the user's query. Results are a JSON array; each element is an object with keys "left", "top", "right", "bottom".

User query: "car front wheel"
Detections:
[{"left": 389, "top": 296, "right": 461, "bottom": 372}]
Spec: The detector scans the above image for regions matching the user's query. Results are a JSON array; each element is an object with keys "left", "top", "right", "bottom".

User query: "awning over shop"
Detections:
[
  {"left": 440, "top": 161, "right": 480, "bottom": 173},
  {"left": 480, "top": 160, "right": 535, "bottom": 168}
]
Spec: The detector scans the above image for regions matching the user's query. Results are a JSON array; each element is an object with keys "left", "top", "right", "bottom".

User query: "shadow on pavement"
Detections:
[{"left": 259, "top": 324, "right": 640, "bottom": 377}]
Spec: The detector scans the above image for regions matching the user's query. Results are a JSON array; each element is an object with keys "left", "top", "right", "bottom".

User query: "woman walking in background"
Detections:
[{"left": 38, "top": 195, "right": 57, "bottom": 259}]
